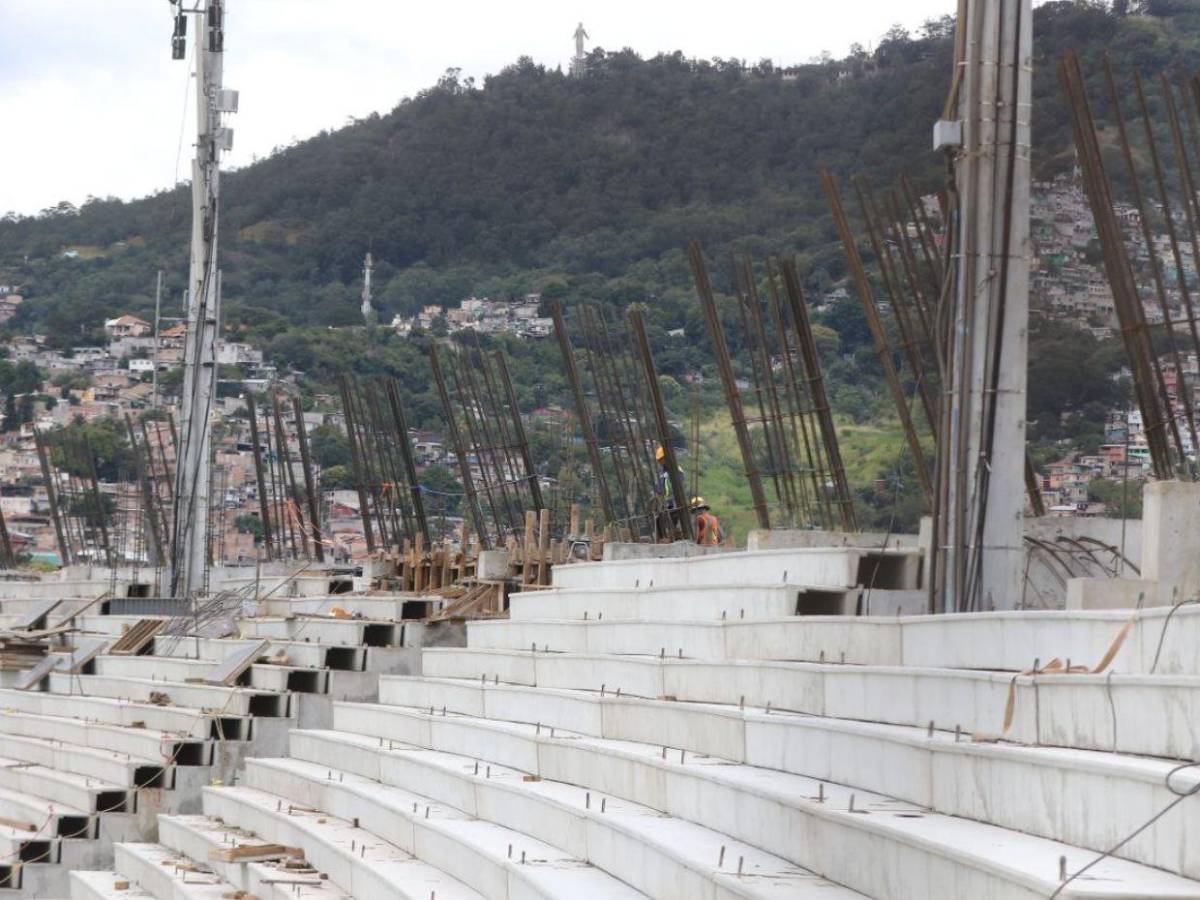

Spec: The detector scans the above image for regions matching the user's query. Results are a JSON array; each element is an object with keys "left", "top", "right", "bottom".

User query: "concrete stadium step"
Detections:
[
  {"left": 465, "top": 616, "right": 902, "bottom": 663},
  {"left": 241, "top": 756, "right": 651, "bottom": 899},
  {"left": 897, "top": 605, "right": 1200, "bottom": 675},
  {"left": 0, "top": 688, "right": 217, "bottom": 740},
  {"left": 327, "top": 701, "right": 1200, "bottom": 899},
  {"left": 47, "top": 672, "right": 290, "bottom": 720},
  {"left": 0, "top": 732, "right": 173, "bottom": 789},
  {"left": 70, "top": 869, "right": 155, "bottom": 900},
  {"left": 375, "top": 676, "right": 1200, "bottom": 879},
  {"left": 0, "top": 710, "right": 211, "bottom": 767},
  {"left": 493, "top": 603, "right": 1194, "bottom": 674},
  {"left": 507, "top": 584, "right": 808, "bottom": 621},
  {"left": 237, "top": 616, "right": 408, "bottom": 648},
  {"left": 550, "top": 547, "right": 921, "bottom": 591},
  {"left": 151, "top": 635, "right": 366, "bottom": 672},
  {"left": 0, "top": 756, "right": 132, "bottom": 814},
  {"left": 288, "top": 728, "right": 867, "bottom": 900},
  {"left": 0, "top": 822, "right": 58, "bottom": 866},
  {"left": 420, "top": 647, "right": 1200, "bottom": 758},
  {"left": 199, "top": 784, "right": 487, "bottom": 899},
  {"left": 255, "top": 595, "right": 415, "bottom": 619},
  {"left": 110, "top": 840, "right": 238, "bottom": 900},
  {"left": 0, "top": 783, "right": 94, "bottom": 839},
  {"left": 156, "top": 814, "right": 347, "bottom": 900},
  {"left": 91, "top": 655, "right": 331, "bottom": 695}
]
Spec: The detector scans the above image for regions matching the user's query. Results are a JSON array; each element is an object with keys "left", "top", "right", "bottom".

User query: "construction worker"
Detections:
[
  {"left": 655, "top": 445, "right": 684, "bottom": 540},
  {"left": 691, "top": 497, "right": 722, "bottom": 546}
]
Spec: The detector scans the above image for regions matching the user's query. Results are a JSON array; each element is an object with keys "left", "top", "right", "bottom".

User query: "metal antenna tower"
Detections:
[
  {"left": 935, "top": 0, "right": 1032, "bottom": 612},
  {"left": 168, "top": 0, "right": 238, "bottom": 600}
]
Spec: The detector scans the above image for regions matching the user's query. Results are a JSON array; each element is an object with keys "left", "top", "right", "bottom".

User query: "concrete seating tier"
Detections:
[
  {"left": 255, "top": 595, "right": 424, "bottom": 620},
  {"left": 373, "top": 676, "right": 1200, "bottom": 878},
  {"left": 0, "top": 731, "right": 174, "bottom": 789},
  {"left": 236, "top": 616, "right": 408, "bottom": 649},
  {"left": 418, "top": 648, "right": 1200, "bottom": 758},
  {"left": 90, "top": 655, "right": 331, "bottom": 696},
  {"left": 287, "top": 728, "right": 867, "bottom": 899},
  {"left": 110, "top": 840, "right": 243, "bottom": 900},
  {"left": 151, "top": 635, "right": 366, "bottom": 672},
  {"left": 0, "top": 688, "right": 216, "bottom": 740},
  {"left": 155, "top": 814, "right": 348, "bottom": 900},
  {"left": 508, "top": 584, "right": 808, "bottom": 621},
  {"left": 47, "top": 671, "right": 290, "bottom": 720},
  {"left": 240, "top": 756, "right": 652, "bottom": 899},
  {"left": 495, "top": 601, "right": 1200, "bottom": 676},
  {"left": 70, "top": 869, "right": 155, "bottom": 900},
  {"left": 323, "top": 700, "right": 1200, "bottom": 899},
  {"left": 465, "top": 617, "right": 902, "bottom": 663},
  {"left": 0, "top": 755, "right": 131, "bottom": 815},
  {"left": 0, "top": 709, "right": 211, "bottom": 766},
  {"left": 200, "top": 784, "right": 488, "bottom": 899},
  {"left": 549, "top": 547, "right": 921, "bottom": 592}
]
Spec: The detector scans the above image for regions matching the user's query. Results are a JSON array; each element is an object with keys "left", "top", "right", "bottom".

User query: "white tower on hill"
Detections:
[{"left": 361, "top": 252, "right": 376, "bottom": 325}]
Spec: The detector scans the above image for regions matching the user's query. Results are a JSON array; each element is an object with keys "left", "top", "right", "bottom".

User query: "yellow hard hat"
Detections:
[
  {"left": 690, "top": 496, "right": 707, "bottom": 509},
  {"left": 655, "top": 446, "right": 666, "bottom": 461}
]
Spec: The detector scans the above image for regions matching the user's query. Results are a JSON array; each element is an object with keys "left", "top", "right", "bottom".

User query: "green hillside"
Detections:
[{"left": 4, "top": 1, "right": 1200, "bottom": 534}]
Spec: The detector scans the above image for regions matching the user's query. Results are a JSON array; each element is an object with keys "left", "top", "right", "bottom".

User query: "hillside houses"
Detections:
[{"left": 392, "top": 294, "right": 552, "bottom": 338}]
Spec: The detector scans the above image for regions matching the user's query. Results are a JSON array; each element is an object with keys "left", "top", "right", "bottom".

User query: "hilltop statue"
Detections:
[{"left": 571, "top": 23, "right": 589, "bottom": 77}]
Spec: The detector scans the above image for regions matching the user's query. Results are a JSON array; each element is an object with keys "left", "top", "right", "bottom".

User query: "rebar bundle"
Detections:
[
  {"left": 1059, "top": 51, "right": 1200, "bottom": 481},
  {"left": 549, "top": 301, "right": 670, "bottom": 541},
  {"left": 688, "top": 242, "right": 856, "bottom": 532}
]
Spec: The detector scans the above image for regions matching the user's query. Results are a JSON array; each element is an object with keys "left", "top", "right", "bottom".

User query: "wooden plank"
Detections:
[
  {"left": 204, "top": 639, "right": 269, "bottom": 686},
  {"left": 537, "top": 508, "right": 551, "bottom": 586},
  {"left": 0, "top": 814, "right": 36, "bottom": 832},
  {"left": 109, "top": 619, "right": 165, "bottom": 655},
  {"left": 208, "top": 843, "right": 302, "bottom": 863}
]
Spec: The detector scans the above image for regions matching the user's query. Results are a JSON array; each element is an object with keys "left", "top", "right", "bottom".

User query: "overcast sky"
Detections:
[{"left": 1, "top": 0, "right": 959, "bottom": 218}]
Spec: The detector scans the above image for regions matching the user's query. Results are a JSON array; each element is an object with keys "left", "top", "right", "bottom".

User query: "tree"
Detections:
[
  {"left": 309, "top": 424, "right": 351, "bottom": 468},
  {"left": 234, "top": 514, "right": 265, "bottom": 542}
]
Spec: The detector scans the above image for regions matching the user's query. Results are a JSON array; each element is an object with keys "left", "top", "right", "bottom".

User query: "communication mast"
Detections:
[
  {"left": 168, "top": 0, "right": 238, "bottom": 599},
  {"left": 361, "top": 252, "right": 376, "bottom": 325}
]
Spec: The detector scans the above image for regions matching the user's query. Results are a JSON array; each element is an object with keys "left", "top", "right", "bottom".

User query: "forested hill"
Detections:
[{"left": 5, "top": 1, "right": 1200, "bottom": 355}]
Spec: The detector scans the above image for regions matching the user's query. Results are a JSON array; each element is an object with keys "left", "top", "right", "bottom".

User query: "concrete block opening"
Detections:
[
  {"left": 286, "top": 669, "right": 324, "bottom": 693},
  {"left": 400, "top": 600, "right": 431, "bottom": 620},
  {"left": 56, "top": 815, "right": 93, "bottom": 839},
  {"left": 170, "top": 741, "right": 209, "bottom": 766},
  {"left": 18, "top": 841, "right": 52, "bottom": 863},
  {"left": 125, "top": 583, "right": 151, "bottom": 598},
  {"left": 134, "top": 766, "right": 171, "bottom": 789},
  {"left": 96, "top": 791, "right": 130, "bottom": 814},
  {"left": 327, "top": 579, "right": 352, "bottom": 595},
  {"left": 211, "top": 717, "right": 249, "bottom": 740},
  {"left": 796, "top": 590, "right": 853, "bottom": 615},
  {"left": 363, "top": 624, "right": 398, "bottom": 646},
  {"left": 248, "top": 693, "right": 286, "bottom": 717},
  {"left": 856, "top": 553, "right": 916, "bottom": 590},
  {"left": 0, "top": 865, "right": 17, "bottom": 889},
  {"left": 324, "top": 646, "right": 363, "bottom": 670}
]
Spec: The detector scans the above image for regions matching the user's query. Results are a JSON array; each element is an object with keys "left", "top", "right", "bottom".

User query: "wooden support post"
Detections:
[
  {"left": 522, "top": 511, "right": 536, "bottom": 585},
  {"left": 538, "top": 508, "right": 552, "bottom": 586}
]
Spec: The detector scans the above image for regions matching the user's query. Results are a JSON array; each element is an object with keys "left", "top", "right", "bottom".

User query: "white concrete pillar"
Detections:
[{"left": 1141, "top": 480, "right": 1200, "bottom": 604}]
